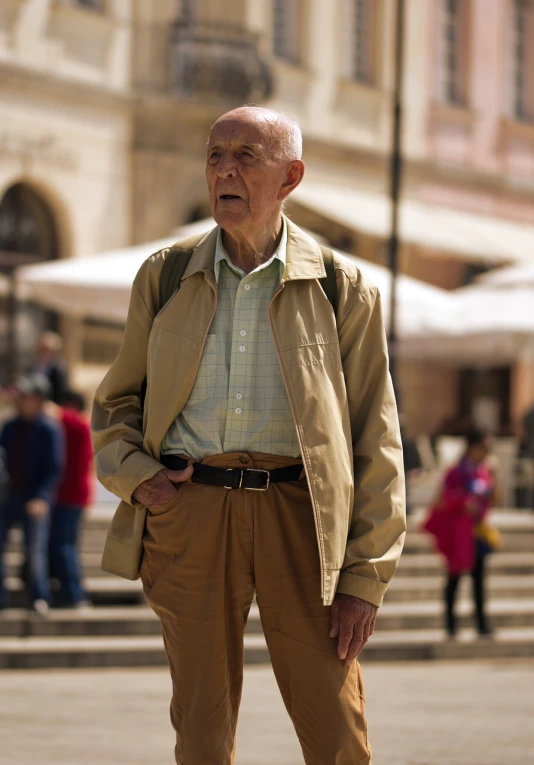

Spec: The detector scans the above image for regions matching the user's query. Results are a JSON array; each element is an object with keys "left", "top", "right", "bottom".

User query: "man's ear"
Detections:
[{"left": 278, "top": 160, "right": 305, "bottom": 201}]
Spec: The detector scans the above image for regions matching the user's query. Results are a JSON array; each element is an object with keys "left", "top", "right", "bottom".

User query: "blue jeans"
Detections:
[
  {"left": 49, "top": 504, "right": 86, "bottom": 606},
  {"left": 0, "top": 491, "right": 50, "bottom": 608}
]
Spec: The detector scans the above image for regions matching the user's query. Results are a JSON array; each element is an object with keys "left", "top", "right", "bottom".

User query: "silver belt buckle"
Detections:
[
  {"left": 245, "top": 468, "right": 270, "bottom": 491},
  {"left": 224, "top": 468, "right": 270, "bottom": 490},
  {"left": 225, "top": 468, "right": 243, "bottom": 490}
]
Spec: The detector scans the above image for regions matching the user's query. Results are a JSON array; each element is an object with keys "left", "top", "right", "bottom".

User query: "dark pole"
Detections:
[
  {"left": 387, "top": 0, "right": 405, "bottom": 394},
  {"left": 6, "top": 270, "right": 18, "bottom": 385}
]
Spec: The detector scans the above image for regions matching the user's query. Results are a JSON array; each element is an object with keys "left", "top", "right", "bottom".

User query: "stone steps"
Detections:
[
  {"left": 7, "top": 549, "right": 534, "bottom": 579},
  {"left": 2, "top": 626, "right": 534, "bottom": 670},
  {"left": 385, "top": 574, "right": 534, "bottom": 602},
  {"left": 5, "top": 569, "right": 534, "bottom": 609},
  {"left": 2, "top": 506, "right": 533, "bottom": 668},
  {"left": 3, "top": 598, "right": 534, "bottom": 639}
]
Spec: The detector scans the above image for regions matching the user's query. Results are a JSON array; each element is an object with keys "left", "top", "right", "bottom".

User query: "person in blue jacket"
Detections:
[{"left": 0, "top": 374, "right": 64, "bottom": 613}]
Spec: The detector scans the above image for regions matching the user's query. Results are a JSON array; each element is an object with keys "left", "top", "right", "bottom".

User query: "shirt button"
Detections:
[
  {"left": 236, "top": 393, "right": 243, "bottom": 400},
  {"left": 235, "top": 408, "right": 242, "bottom": 414},
  {"left": 239, "top": 329, "right": 247, "bottom": 337},
  {"left": 239, "top": 345, "right": 246, "bottom": 352},
  {"left": 239, "top": 456, "right": 249, "bottom": 465},
  {"left": 244, "top": 283, "right": 251, "bottom": 291}
]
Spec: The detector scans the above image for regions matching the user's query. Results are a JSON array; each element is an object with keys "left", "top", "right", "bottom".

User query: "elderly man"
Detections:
[{"left": 92, "top": 106, "right": 405, "bottom": 764}]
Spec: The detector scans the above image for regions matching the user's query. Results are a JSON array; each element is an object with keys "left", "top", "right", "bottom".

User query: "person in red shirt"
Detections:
[{"left": 50, "top": 390, "right": 94, "bottom": 608}]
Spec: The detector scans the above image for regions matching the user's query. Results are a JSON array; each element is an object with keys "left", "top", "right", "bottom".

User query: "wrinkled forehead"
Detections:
[{"left": 207, "top": 116, "right": 273, "bottom": 153}]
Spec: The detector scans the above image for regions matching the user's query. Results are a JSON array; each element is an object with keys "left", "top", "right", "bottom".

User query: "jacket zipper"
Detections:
[{"left": 269, "top": 281, "right": 327, "bottom": 598}]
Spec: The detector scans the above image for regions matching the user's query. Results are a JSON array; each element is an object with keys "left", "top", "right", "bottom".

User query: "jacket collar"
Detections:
[{"left": 181, "top": 215, "right": 326, "bottom": 283}]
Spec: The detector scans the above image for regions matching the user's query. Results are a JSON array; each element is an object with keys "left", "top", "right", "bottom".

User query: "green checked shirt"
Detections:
[{"left": 161, "top": 221, "right": 300, "bottom": 459}]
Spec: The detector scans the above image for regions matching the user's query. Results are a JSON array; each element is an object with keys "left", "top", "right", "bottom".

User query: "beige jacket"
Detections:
[{"left": 92, "top": 219, "right": 406, "bottom": 606}]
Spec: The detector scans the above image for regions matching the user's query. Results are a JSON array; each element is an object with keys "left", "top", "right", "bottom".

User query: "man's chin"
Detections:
[{"left": 213, "top": 210, "right": 247, "bottom": 231}]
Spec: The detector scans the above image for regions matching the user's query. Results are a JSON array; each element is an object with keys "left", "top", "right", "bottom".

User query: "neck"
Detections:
[{"left": 222, "top": 217, "right": 283, "bottom": 273}]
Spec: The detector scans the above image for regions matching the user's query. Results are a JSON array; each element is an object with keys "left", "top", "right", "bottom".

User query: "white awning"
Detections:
[
  {"left": 291, "top": 182, "right": 534, "bottom": 265},
  {"left": 16, "top": 228, "right": 457, "bottom": 345},
  {"left": 404, "top": 285, "right": 534, "bottom": 364},
  {"left": 477, "top": 261, "right": 534, "bottom": 288},
  {"left": 16, "top": 220, "right": 216, "bottom": 323}
]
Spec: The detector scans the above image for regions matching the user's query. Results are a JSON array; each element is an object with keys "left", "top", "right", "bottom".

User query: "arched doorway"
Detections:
[{"left": 0, "top": 183, "right": 60, "bottom": 384}]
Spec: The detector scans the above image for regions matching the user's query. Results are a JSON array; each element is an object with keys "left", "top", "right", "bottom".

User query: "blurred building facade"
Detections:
[
  {"left": 1, "top": 0, "right": 533, "bottom": 436},
  {"left": 0, "top": 0, "right": 133, "bottom": 380}
]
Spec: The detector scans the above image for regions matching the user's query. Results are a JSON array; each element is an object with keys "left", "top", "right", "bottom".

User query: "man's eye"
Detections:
[
  {"left": 208, "top": 152, "right": 220, "bottom": 161},
  {"left": 241, "top": 151, "right": 253, "bottom": 158}
]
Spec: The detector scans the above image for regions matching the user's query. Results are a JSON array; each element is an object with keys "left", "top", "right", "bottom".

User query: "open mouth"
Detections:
[{"left": 219, "top": 194, "right": 242, "bottom": 201}]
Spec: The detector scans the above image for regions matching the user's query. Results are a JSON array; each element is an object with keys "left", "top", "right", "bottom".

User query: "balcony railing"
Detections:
[{"left": 169, "top": 21, "right": 273, "bottom": 105}]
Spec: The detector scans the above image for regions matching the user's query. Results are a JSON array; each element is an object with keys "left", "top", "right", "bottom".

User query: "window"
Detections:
[
  {"left": 180, "top": 0, "right": 195, "bottom": 21},
  {"left": 509, "top": 0, "right": 534, "bottom": 121},
  {"left": 74, "top": 0, "right": 105, "bottom": 9},
  {"left": 343, "top": 0, "right": 376, "bottom": 85},
  {"left": 273, "top": 0, "right": 300, "bottom": 63},
  {"left": 436, "top": 0, "right": 469, "bottom": 106}
]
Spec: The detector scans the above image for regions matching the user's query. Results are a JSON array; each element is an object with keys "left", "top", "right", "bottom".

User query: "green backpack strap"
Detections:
[
  {"left": 159, "top": 232, "right": 208, "bottom": 308},
  {"left": 319, "top": 245, "right": 338, "bottom": 316},
  {"left": 141, "top": 231, "right": 207, "bottom": 411}
]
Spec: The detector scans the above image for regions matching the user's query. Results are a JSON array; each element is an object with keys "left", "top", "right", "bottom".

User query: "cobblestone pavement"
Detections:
[{"left": 1, "top": 660, "right": 533, "bottom": 765}]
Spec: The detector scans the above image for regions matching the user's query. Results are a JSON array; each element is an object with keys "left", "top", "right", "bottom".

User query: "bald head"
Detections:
[
  {"left": 211, "top": 106, "right": 303, "bottom": 162},
  {"left": 206, "top": 105, "right": 305, "bottom": 242}
]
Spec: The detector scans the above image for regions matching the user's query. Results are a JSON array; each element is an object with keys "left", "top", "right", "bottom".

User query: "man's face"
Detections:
[
  {"left": 206, "top": 117, "right": 290, "bottom": 236},
  {"left": 17, "top": 394, "right": 44, "bottom": 421}
]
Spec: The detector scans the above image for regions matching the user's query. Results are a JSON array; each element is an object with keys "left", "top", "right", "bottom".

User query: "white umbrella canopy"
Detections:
[
  {"left": 339, "top": 253, "right": 458, "bottom": 341},
  {"left": 477, "top": 261, "right": 534, "bottom": 289},
  {"left": 16, "top": 234, "right": 457, "bottom": 343},
  {"left": 16, "top": 220, "right": 216, "bottom": 323},
  {"left": 406, "top": 285, "right": 534, "bottom": 364}
]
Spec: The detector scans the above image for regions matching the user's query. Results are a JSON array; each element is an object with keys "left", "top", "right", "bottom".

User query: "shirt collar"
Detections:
[{"left": 214, "top": 218, "right": 287, "bottom": 283}]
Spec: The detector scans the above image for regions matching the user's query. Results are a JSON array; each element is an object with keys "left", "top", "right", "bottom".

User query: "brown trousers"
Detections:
[{"left": 141, "top": 452, "right": 371, "bottom": 765}]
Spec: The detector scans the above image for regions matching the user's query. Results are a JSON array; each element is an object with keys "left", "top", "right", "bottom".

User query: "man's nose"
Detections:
[{"left": 216, "top": 153, "right": 237, "bottom": 178}]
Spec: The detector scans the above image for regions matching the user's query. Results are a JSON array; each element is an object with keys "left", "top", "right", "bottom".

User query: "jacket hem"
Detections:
[
  {"left": 111, "top": 452, "right": 165, "bottom": 504},
  {"left": 336, "top": 571, "right": 388, "bottom": 607}
]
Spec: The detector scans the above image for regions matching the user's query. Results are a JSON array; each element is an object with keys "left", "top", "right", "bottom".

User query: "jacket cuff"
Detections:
[
  {"left": 112, "top": 451, "right": 165, "bottom": 505},
  {"left": 336, "top": 572, "right": 388, "bottom": 608}
]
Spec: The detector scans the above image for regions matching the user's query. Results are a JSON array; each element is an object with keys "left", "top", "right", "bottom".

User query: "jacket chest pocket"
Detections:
[
  {"left": 149, "top": 323, "right": 201, "bottom": 362},
  {"left": 289, "top": 341, "right": 342, "bottom": 371}
]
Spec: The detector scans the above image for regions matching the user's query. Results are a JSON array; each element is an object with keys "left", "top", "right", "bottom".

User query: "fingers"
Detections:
[
  {"left": 337, "top": 612, "right": 355, "bottom": 661},
  {"left": 345, "top": 633, "right": 367, "bottom": 664},
  {"left": 329, "top": 600, "right": 340, "bottom": 639},
  {"left": 345, "top": 615, "right": 370, "bottom": 664},
  {"left": 369, "top": 610, "right": 377, "bottom": 636},
  {"left": 332, "top": 599, "right": 377, "bottom": 664},
  {"left": 164, "top": 465, "right": 194, "bottom": 484}
]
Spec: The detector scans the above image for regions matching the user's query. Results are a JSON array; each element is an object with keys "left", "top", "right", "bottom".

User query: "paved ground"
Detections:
[{"left": 1, "top": 660, "right": 533, "bottom": 765}]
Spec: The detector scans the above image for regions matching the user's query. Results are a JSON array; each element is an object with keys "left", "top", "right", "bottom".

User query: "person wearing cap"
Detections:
[
  {"left": 0, "top": 374, "right": 64, "bottom": 613},
  {"left": 50, "top": 390, "right": 93, "bottom": 608},
  {"left": 31, "top": 331, "right": 70, "bottom": 405}
]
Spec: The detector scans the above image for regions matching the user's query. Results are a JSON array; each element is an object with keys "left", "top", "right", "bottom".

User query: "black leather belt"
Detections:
[{"left": 161, "top": 454, "right": 303, "bottom": 491}]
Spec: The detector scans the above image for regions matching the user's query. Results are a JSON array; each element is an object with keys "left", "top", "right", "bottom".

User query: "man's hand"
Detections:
[
  {"left": 133, "top": 466, "right": 194, "bottom": 509},
  {"left": 329, "top": 594, "right": 378, "bottom": 664},
  {"left": 25, "top": 499, "right": 50, "bottom": 518}
]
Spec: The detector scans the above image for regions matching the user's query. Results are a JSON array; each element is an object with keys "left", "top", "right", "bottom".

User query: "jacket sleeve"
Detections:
[
  {"left": 34, "top": 421, "right": 65, "bottom": 504},
  {"left": 91, "top": 257, "right": 166, "bottom": 504},
  {"left": 335, "top": 275, "right": 406, "bottom": 607}
]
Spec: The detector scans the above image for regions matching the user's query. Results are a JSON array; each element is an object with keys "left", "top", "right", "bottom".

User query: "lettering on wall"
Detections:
[{"left": 0, "top": 132, "right": 79, "bottom": 172}]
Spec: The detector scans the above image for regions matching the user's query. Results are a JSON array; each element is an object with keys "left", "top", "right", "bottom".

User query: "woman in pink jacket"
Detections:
[{"left": 423, "top": 430, "right": 497, "bottom": 639}]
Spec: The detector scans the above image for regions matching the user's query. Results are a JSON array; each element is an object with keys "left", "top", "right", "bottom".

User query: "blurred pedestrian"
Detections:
[
  {"left": 521, "top": 403, "right": 534, "bottom": 458},
  {"left": 49, "top": 390, "right": 93, "bottom": 608},
  {"left": 0, "top": 375, "right": 64, "bottom": 613},
  {"left": 422, "top": 429, "right": 500, "bottom": 639},
  {"left": 32, "top": 331, "right": 69, "bottom": 404}
]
